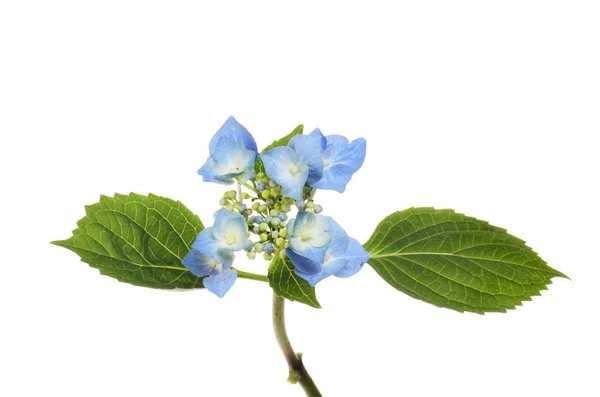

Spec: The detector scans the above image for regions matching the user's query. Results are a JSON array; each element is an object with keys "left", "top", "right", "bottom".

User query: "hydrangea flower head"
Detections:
[{"left": 198, "top": 116, "right": 258, "bottom": 185}]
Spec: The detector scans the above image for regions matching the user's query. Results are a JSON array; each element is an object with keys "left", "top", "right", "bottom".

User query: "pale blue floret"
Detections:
[
  {"left": 286, "top": 211, "right": 331, "bottom": 266},
  {"left": 286, "top": 217, "right": 369, "bottom": 286},
  {"left": 310, "top": 134, "right": 366, "bottom": 193},
  {"left": 288, "top": 129, "right": 326, "bottom": 184},
  {"left": 182, "top": 249, "right": 238, "bottom": 298},
  {"left": 261, "top": 147, "right": 309, "bottom": 201},
  {"left": 332, "top": 238, "right": 369, "bottom": 278},
  {"left": 198, "top": 116, "right": 258, "bottom": 185},
  {"left": 189, "top": 209, "right": 252, "bottom": 267}
]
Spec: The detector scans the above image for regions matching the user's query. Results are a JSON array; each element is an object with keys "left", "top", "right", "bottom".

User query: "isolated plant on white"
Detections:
[{"left": 53, "top": 117, "right": 567, "bottom": 397}]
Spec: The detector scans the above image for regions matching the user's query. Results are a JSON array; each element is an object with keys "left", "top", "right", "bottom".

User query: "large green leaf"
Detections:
[
  {"left": 52, "top": 193, "right": 206, "bottom": 289},
  {"left": 254, "top": 124, "right": 303, "bottom": 174},
  {"left": 268, "top": 255, "right": 321, "bottom": 308},
  {"left": 364, "top": 207, "right": 567, "bottom": 314}
]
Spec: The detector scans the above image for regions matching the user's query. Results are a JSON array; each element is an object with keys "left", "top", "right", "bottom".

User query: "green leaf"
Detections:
[
  {"left": 52, "top": 193, "right": 206, "bottom": 289},
  {"left": 268, "top": 255, "right": 321, "bottom": 308},
  {"left": 254, "top": 124, "right": 304, "bottom": 174},
  {"left": 364, "top": 207, "right": 567, "bottom": 314}
]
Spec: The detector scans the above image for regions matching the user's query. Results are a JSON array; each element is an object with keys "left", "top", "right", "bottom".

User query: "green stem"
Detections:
[
  {"left": 272, "top": 294, "right": 322, "bottom": 397},
  {"left": 236, "top": 270, "right": 268, "bottom": 283},
  {"left": 242, "top": 182, "right": 259, "bottom": 194}
]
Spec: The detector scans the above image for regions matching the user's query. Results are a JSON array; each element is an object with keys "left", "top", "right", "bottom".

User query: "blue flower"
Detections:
[
  {"left": 183, "top": 249, "right": 238, "bottom": 298},
  {"left": 309, "top": 134, "right": 366, "bottom": 193},
  {"left": 261, "top": 127, "right": 365, "bottom": 200},
  {"left": 286, "top": 211, "right": 331, "bottom": 266},
  {"left": 183, "top": 209, "right": 251, "bottom": 297},
  {"left": 198, "top": 116, "right": 258, "bottom": 185},
  {"left": 287, "top": 129, "right": 326, "bottom": 184},
  {"left": 261, "top": 146, "right": 309, "bottom": 201},
  {"left": 286, "top": 216, "right": 369, "bottom": 286}
]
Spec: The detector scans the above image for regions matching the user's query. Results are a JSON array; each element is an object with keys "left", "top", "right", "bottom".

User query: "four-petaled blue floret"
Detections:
[
  {"left": 286, "top": 212, "right": 369, "bottom": 286},
  {"left": 183, "top": 208, "right": 252, "bottom": 297},
  {"left": 198, "top": 116, "right": 258, "bottom": 185}
]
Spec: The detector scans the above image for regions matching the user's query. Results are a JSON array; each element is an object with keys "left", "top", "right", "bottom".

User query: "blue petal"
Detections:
[
  {"left": 182, "top": 249, "right": 217, "bottom": 277},
  {"left": 294, "top": 258, "right": 346, "bottom": 286},
  {"left": 334, "top": 238, "right": 370, "bottom": 278},
  {"left": 199, "top": 135, "right": 257, "bottom": 185},
  {"left": 288, "top": 129, "right": 326, "bottom": 184},
  {"left": 326, "top": 217, "right": 350, "bottom": 256},
  {"left": 203, "top": 267, "right": 238, "bottom": 298},
  {"left": 291, "top": 218, "right": 349, "bottom": 285},
  {"left": 211, "top": 136, "right": 257, "bottom": 175},
  {"left": 287, "top": 212, "right": 331, "bottom": 264},
  {"left": 261, "top": 147, "right": 308, "bottom": 201},
  {"left": 310, "top": 137, "right": 366, "bottom": 192},
  {"left": 212, "top": 209, "right": 244, "bottom": 237},
  {"left": 209, "top": 116, "right": 257, "bottom": 154},
  {"left": 191, "top": 227, "right": 234, "bottom": 266},
  {"left": 290, "top": 211, "right": 315, "bottom": 236},
  {"left": 198, "top": 157, "right": 236, "bottom": 185},
  {"left": 286, "top": 248, "right": 322, "bottom": 275}
]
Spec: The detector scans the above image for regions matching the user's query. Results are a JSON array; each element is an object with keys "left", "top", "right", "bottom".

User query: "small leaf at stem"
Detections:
[{"left": 268, "top": 255, "right": 321, "bottom": 308}]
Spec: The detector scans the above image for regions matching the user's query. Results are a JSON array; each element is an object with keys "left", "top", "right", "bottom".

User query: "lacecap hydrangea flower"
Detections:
[{"left": 183, "top": 116, "right": 369, "bottom": 297}]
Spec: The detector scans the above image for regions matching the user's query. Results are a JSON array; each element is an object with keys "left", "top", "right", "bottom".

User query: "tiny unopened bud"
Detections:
[
  {"left": 271, "top": 218, "right": 281, "bottom": 226},
  {"left": 313, "top": 204, "right": 323, "bottom": 214},
  {"left": 260, "top": 233, "right": 268, "bottom": 242},
  {"left": 247, "top": 251, "right": 257, "bottom": 260},
  {"left": 259, "top": 222, "right": 269, "bottom": 232},
  {"left": 219, "top": 198, "right": 227, "bottom": 206},
  {"left": 254, "top": 243, "right": 264, "bottom": 253},
  {"left": 263, "top": 253, "right": 274, "bottom": 261}
]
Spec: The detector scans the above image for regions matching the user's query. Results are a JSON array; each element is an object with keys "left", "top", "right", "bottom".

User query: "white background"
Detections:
[{"left": 1, "top": 1, "right": 598, "bottom": 396}]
